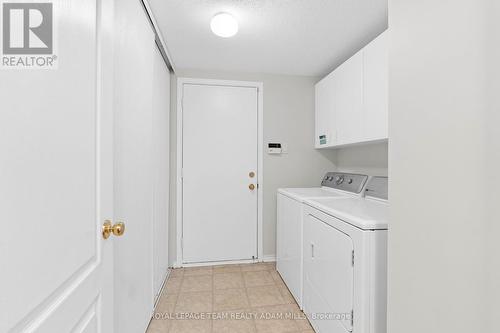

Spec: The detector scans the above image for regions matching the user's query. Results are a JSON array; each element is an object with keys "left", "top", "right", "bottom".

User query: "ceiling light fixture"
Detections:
[{"left": 210, "top": 13, "right": 238, "bottom": 38}]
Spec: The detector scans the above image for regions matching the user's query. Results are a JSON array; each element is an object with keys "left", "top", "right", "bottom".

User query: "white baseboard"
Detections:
[
  {"left": 261, "top": 255, "right": 276, "bottom": 262},
  {"left": 179, "top": 258, "right": 257, "bottom": 268},
  {"left": 150, "top": 268, "right": 170, "bottom": 318},
  {"left": 171, "top": 255, "right": 276, "bottom": 268}
]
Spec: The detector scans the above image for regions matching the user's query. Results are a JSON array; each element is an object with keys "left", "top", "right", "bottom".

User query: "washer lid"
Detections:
[
  {"left": 305, "top": 197, "right": 388, "bottom": 230},
  {"left": 278, "top": 187, "right": 353, "bottom": 202}
]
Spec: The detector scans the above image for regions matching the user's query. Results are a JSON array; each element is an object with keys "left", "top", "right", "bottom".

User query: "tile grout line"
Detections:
[
  {"left": 274, "top": 269, "right": 314, "bottom": 331},
  {"left": 241, "top": 268, "right": 259, "bottom": 333},
  {"left": 168, "top": 270, "right": 181, "bottom": 331},
  {"left": 210, "top": 267, "right": 214, "bottom": 333}
]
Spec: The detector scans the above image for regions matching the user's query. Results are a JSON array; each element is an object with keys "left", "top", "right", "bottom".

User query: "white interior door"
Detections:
[
  {"left": 114, "top": 0, "right": 156, "bottom": 332},
  {"left": 0, "top": 0, "right": 114, "bottom": 332},
  {"left": 182, "top": 83, "right": 259, "bottom": 264}
]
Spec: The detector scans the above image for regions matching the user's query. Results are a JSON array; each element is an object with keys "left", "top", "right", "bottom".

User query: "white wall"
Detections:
[
  {"left": 388, "top": 1, "right": 500, "bottom": 332},
  {"left": 335, "top": 142, "right": 388, "bottom": 176},
  {"left": 168, "top": 69, "right": 337, "bottom": 264}
]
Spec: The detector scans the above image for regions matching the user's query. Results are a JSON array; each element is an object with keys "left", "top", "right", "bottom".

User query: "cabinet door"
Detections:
[
  {"left": 335, "top": 52, "right": 364, "bottom": 145},
  {"left": 303, "top": 214, "right": 354, "bottom": 333},
  {"left": 315, "top": 72, "right": 337, "bottom": 147},
  {"left": 363, "top": 31, "right": 388, "bottom": 141}
]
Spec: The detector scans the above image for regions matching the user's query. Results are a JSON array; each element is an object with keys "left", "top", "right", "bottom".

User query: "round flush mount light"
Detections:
[{"left": 210, "top": 13, "right": 238, "bottom": 38}]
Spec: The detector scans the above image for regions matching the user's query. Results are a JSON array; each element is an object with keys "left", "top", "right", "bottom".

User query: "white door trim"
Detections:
[{"left": 176, "top": 77, "right": 264, "bottom": 266}]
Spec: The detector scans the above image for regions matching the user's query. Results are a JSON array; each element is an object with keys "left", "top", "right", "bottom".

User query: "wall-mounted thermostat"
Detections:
[{"left": 268, "top": 143, "right": 282, "bottom": 154}]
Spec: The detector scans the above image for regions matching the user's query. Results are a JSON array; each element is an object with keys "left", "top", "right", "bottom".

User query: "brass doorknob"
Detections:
[
  {"left": 102, "top": 220, "right": 126, "bottom": 239},
  {"left": 249, "top": 184, "right": 256, "bottom": 190}
]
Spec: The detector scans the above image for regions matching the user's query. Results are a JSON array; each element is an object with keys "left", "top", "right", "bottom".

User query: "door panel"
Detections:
[
  {"left": 334, "top": 52, "right": 364, "bottom": 145},
  {"left": 363, "top": 31, "right": 388, "bottom": 141},
  {"left": 0, "top": 0, "right": 113, "bottom": 332},
  {"left": 182, "top": 83, "right": 258, "bottom": 263},
  {"left": 304, "top": 214, "right": 354, "bottom": 333},
  {"left": 114, "top": 0, "right": 155, "bottom": 332},
  {"left": 315, "top": 72, "right": 337, "bottom": 147},
  {"left": 152, "top": 46, "right": 171, "bottom": 301}
]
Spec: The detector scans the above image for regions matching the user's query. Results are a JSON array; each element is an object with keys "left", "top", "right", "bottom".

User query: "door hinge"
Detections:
[
  {"left": 350, "top": 310, "right": 354, "bottom": 328},
  {"left": 351, "top": 250, "right": 355, "bottom": 266}
]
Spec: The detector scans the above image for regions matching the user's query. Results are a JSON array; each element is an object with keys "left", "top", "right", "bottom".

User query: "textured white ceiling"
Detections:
[{"left": 148, "top": 0, "right": 387, "bottom": 77}]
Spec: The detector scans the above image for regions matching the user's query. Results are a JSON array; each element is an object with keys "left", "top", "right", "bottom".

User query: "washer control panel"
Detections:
[{"left": 321, "top": 172, "right": 368, "bottom": 194}]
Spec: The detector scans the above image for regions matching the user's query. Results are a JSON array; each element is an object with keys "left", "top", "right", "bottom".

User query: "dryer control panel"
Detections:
[
  {"left": 365, "top": 176, "right": 388, "bottom": 200},
  {"left": 321, "top": 172, "right": 368, "bottom": 194}
]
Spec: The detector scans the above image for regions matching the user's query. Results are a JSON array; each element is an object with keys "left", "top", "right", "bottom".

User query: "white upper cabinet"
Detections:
[
  {"left": 315, "top": 31, "right": 388, "bottom": 148},
  {"left": 315, "top": 70, "right": 337, "bottom": 147},
  {"left": 363, "top": 32, "right": 388, "bottom": 141},
  {"left": 335, "top": 51, "right": 364, "bottom": 145}
]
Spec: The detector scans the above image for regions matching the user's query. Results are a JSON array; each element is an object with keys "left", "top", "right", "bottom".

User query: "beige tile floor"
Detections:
[{"left": 146, "top": 262, "right": 315, "bottom": 333}]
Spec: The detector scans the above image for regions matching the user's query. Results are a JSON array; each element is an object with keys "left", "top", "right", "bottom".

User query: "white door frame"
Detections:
[{"left": 176, "top": 77, "right": 264, "bottom": 266}]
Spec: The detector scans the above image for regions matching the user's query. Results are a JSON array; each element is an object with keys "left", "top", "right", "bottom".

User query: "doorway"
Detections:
[{"left": 177, "top": 78, "right": 263, "bottom": 265}]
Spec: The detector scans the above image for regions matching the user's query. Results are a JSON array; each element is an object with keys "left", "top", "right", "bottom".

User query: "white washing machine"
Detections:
[
  {"left": 302, "top": 176, "right": 388, "bottom": 333},
  {"left": 276, "top": 172, "right": 369, "bottom": 309}
]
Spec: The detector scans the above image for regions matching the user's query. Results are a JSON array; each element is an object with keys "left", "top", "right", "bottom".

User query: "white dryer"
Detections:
[
  {"left": 276, "top": 172, "right": 368, "bottom": 309},
  {"left": 302, "top": 176, "right": 388, "bottom": 333}
]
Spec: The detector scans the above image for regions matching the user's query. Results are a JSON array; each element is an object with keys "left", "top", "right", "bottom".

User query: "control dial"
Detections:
[{"left": 335, "top": 175, "right": 344, "bottom": 185}]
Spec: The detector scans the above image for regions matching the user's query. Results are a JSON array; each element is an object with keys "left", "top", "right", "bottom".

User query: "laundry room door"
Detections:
[
  {"left": 0, "top": 0, "right": 114, "bottom": 332},
  {"left": 181, "top": 81, "right": 260, "bottom": 263}
]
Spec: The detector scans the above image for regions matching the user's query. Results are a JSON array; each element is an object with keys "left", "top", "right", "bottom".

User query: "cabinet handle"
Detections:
[{"left": 311, "top": 243, "right": 315, "bottom": 259}]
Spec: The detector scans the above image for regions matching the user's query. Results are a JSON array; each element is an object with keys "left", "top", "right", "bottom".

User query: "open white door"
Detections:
[
  {"left": 113, "top": 0, "right": 157, "bottom": 332},
  {"left": 0, "top": 0, "right": 114, "bottom": 332}
]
